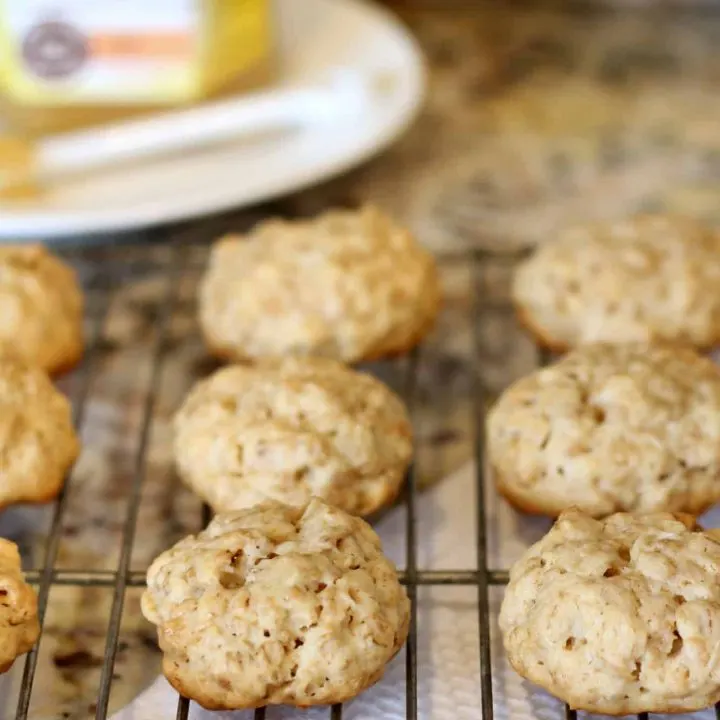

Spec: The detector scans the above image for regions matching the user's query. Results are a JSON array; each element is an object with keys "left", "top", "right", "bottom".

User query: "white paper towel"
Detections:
[{"left": 110, "top": 462, "right": 720, "bottom": 720}]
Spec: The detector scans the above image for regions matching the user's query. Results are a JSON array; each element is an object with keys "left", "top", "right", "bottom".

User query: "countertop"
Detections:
[{"left": 4, "top": 3, "right": 720, "bottom": 718}]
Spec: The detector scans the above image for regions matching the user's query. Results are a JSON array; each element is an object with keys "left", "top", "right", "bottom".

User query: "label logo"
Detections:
[{"left": 22, "top": 20, "right": 88, "bottom": 80}]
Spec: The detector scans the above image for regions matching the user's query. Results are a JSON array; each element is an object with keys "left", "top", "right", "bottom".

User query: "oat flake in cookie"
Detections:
[
  {"left": 487, "top": 343, "right": 720, "bottom": 518},
  {"left": 0, "top": 356, "right": 79, "bottom": 509},
  {"left": 0, "top": 539, "right": 39, "bottom": 673},
  {"left": 199, "top": 206, "right": 440, "bottom": 363},
  {"left": 141, "top": 499, "right": 410, "bottom": 710},
  {"left": 500, "top": 509, "right": 720, "bottom": 715},
  {"left": 513, "top": 214, "right": 720, "bottom": 350},
  {"left": 173, "top": 357, "right": 412, "bottom": 517},
  {"left": 0, "top": 245, "right": 83, "bottom": 374}
]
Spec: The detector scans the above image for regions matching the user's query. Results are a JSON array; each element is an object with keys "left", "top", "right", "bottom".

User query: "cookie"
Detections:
[
  {"left": 500, "top": 508, "right": 720, "bottom": 715},
  {"left": 0, "top": 357, "right": 80, "bottom": 509},
  {"left": 0, "top": 245, "right": 83, "bottom": 374},
  {"left": 174, "top": 357, "right": 412, "bottom": 516},
  {"left": 141, "top": 498, "right": 410, "bottom": 710},
  {"left": 0, "top": 539, "right": 40, "bottom": 673},
  {"left": 198, "top": 206, "right": 440, "bottom": 363},
  {"left": 512, "top": 214, "right": 720, "bottom": 350},
  {"left": 487, "top": 343, "right": 720, "bottom": 518}
]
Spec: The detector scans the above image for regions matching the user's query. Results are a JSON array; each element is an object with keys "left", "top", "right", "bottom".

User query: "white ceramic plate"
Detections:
[{"left": 0, "top": 0, "right": 425, "bottom": 239}]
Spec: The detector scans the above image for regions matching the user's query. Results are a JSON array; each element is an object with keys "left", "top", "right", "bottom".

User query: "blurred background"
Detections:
[{"left": 3, "top": 0, "right": 720, "bottom": 250}]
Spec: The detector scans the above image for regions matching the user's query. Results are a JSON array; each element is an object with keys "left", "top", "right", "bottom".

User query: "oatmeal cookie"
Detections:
[
  {"left": 198, "top": 206, "right": 440, "bottom": 363},
  {"left": 0, "top": 357, "right": 80, "bottom": 509},
  {"left": 488, "top": 343, "right": 720, "bottom": 517},
  {"left": 141, "top": 499, "right": 410, "bottom": 710},
  {"left": 0, "top": 245, "right": 83, "bottom": 374},
  {"left": 0, "top": 539, "right": 39, "bottom": 673},
  {"left": 174, "top": 357, "right": 412, "bottom": 516},
  {"left": 500, "top": 509, "right": 720, "bottom": 715},
  {"left": 513, "top": 214, "right": 720, "bottom": 350}
]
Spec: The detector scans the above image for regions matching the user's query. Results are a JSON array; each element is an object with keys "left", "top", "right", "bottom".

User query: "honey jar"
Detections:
[{"left": 0, "top": 0, "right": 276, "bottom": 136}]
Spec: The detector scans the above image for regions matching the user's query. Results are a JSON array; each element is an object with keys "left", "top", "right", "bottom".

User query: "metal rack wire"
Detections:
[{"left": 6, "top": 237, "right": 719, "bottom": 720}]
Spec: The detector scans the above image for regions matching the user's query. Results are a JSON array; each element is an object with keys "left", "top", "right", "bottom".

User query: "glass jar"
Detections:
[{"left": 0, "top": 0, "right": 276, "bottom": 137}]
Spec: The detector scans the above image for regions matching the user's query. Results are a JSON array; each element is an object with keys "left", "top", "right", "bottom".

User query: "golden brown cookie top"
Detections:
[
  {"left": 199, "top": 206, "right": 440, "bottom": 363},
  {"left": 488, "top": 343, "right": 720, "bottom": 517},
  {"left": 142, "top": 498, "right": 410, "bottom": 710},
  {"left": 174, "top": 356, "right": 412, "bottom": 516},
  {"left": 500, "top": 508, "right": 720, "bottom": 715},
  {"left": 0, "top": 244, "right": 83, "bottom": 373},
  {"left": 0, "top": 355, "right": 80, "bottom": 509},
  {"left": 513, "top": 214, "right": 720, "bottom": 350},
  {"left": 0, "top": 539, "right": 39, "bottom": 673}
]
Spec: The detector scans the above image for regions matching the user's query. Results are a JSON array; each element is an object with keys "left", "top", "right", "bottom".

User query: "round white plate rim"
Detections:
[{"left": 0, "top": 0, "right": 425, "bottom": 240}]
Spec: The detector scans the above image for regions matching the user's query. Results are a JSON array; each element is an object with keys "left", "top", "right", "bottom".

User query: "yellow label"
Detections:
[
  {"left": 0, "top": 0, "right": 272, "bottom": 106},
  {"left": 203, "top": 0, "right": 273, "bottom": 91}
]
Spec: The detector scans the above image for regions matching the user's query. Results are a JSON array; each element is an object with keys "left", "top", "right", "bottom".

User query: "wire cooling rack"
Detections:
[{"left": 2, "top": 224, "right": 717, "bottom": 720}]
